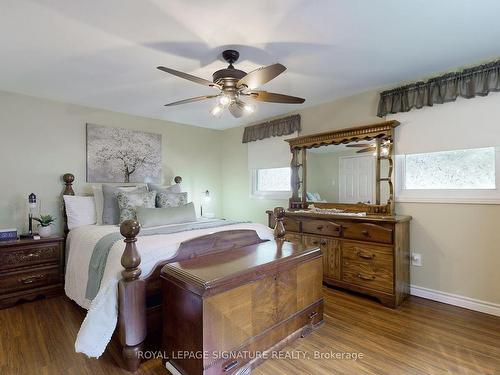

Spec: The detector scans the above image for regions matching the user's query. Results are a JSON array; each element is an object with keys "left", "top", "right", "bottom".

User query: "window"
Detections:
[
  {"left": 247, "top": 133, "right": 295, "bottom": 200},
  {"left": 395, "top": 147, "right": 500, "bottom": 203},
  {"left": 251, "top": 167, "right": 291, "bottom": 199}
]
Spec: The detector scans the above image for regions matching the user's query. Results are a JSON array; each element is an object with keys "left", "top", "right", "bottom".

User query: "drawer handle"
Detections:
[
  {"left": 357, "top": 251, "right": 375, "bottom": 260},
  {"left": 361, "top": 230, "right": 370, "bottom": 237},
  {"left": 21, "top": 252, "right": 41, "bottom": 261},
  {"left": 223, "top": 360, "right": 239, "bottom": 372},
  {"left": 308, "top": 311, "right": 318, "bottom": 319},
  {"left": 18, "top": 274, "right": 47, "bottom": 284},
  {"left": 312, "top": 240, "right": 319, "bottom": 245},
  {"left": 316, "top": 225, "right": 324, "bottom": 230},
  {"left": 357, "top": 273, "right": 375, "bottom": 281}
]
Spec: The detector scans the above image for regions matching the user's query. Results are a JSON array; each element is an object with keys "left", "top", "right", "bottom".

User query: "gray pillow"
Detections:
[
  {"left": 147, "top": 182, "right": 181, "bottom": 195},
  {"left": 156, "top": 191, "right": 187, "bottom": 208},
  {"left": 102, "top": 185, "right": 147, "bottom": 225},
  {"left": 136, "top": 203, "right": 196, "bottom": 228},
  {"left": 116, "top": 190, "right": 157, "bottom": 223}
]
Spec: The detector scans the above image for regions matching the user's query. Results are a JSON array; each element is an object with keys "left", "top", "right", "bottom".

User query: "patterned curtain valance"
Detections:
[
  {"left": 242, "top": 114, "right": 301, "bottom": 143},
  {"left": 377, "top": 59, "right": 500, "bottom": 117}
]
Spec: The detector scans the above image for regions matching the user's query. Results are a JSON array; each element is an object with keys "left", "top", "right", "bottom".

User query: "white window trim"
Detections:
[
  {"left": 249, "top": 169, "right": 292, "bottom": 200},
  {"left": 395, "top": 148, "right": 500, "bottom": 204}
]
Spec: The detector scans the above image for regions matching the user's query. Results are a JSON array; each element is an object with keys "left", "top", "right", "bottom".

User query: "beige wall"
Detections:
[
  {"left": 221, "top": 90, "right": 500, "bottom": 305},
  {"left": 1, "top": 87, "right": 498, "bottom": 306},
  {"left": 0, "top": 90, "right": 222, "bottom": 233}
]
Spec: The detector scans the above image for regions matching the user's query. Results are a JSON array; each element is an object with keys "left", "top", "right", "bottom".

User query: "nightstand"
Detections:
[{"left": 0, "top": 236, "right": 65, "bottom": 309}]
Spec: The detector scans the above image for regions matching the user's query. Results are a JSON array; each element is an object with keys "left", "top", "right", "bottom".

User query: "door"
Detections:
[
  {"left": 302, "top": 235, "right": 340, "bottom": 281},
  {"left": 339, "top": 155, "right": 375, "bottom": 204}
]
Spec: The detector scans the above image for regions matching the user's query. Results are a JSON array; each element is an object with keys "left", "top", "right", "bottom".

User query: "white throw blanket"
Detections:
[{"left": 65, "top": 221, "right": 274, "bottom": 358}]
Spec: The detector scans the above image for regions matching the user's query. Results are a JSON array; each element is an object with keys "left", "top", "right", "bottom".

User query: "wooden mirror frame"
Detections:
[{"left": 286, "top": 120, "right": 400, "bottom": 215}]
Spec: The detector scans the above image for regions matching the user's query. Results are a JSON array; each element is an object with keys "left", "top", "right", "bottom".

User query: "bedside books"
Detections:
[{"left": 0, "top": 229, "right": 17, "bottom": 241}]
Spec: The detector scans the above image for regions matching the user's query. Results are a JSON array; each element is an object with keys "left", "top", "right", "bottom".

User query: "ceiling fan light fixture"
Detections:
[
  {"left": 218, "top": 94, "right": 231, "bottom": 107},
  {"left": 210, "top": 104, "right": 223, "bottom": 117},
  {"left": 243, "top": 103, "right": 255, "bottom": 114}
]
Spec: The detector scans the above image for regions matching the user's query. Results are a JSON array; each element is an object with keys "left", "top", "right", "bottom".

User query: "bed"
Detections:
[{"left": 61, "top": 174, "right": 276, "bottom": 371}]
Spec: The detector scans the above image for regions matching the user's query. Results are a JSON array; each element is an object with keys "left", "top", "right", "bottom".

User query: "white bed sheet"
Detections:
[{"left": 64, "top": 220, "right": 274, "bottom": 358}]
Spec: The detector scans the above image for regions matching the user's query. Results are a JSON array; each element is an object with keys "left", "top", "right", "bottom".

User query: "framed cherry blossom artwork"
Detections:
[{"left": 86, "top": 123, "right": 161, "bottom": 183}]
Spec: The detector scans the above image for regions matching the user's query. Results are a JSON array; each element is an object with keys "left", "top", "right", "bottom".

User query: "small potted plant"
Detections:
[{"left": 34, "top": 214, "right": 56, "bottom": 238}]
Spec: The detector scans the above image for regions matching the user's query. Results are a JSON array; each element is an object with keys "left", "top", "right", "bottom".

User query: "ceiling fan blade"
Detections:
[
  {"left": 247, "top": 91, "right": 305, "bottom": 104},
  {"left": 237, "top": 63, "right": 286, "bottom": 89},
  {"left": 164, "top": 95, "right": 218, "bottom": 107},
  {"left": 157, "top": 66, "right": 219, "bottom": 88},
  {"left": 346, "top": 144, "right": 374, "bottom": 148},
  {"left": 229, "top": 102, "right": 244, "bottom": 118},
  {"left": 357, "top": 148, "right": 376, "bottom": 153}
]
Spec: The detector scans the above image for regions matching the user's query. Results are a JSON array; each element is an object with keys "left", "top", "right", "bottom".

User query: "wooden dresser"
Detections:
[
  {"left": 161, "top": 240, "right": 323, "bottom": 375},
  {"left": 267, "top": 210, "right": 411, "bottom": 308},
  {"left": 0, "top": 236, "right": 65, "bottom": 309}
]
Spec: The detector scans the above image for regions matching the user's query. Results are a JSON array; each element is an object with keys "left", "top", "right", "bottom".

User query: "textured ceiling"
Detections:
[{"left": 1, "top": 0, "right": 500, "bottom": 129}]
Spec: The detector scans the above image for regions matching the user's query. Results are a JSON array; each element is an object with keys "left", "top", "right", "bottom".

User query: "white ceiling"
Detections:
[{"left": 1, "top": 0, "right": 500, "bottom": 130}]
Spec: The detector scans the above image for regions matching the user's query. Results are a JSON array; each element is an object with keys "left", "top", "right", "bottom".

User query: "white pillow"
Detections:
[
  {"left": 63, "top": 195, "right": 96, "bottom": 230},
  {"left": 91, "top": 185, "right": 104, "bottom": 225}
]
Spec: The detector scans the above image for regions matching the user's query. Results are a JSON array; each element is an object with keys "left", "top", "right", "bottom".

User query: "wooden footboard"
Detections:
[{"left": 118, "top": 220, "right": 268, "bottom": 371}]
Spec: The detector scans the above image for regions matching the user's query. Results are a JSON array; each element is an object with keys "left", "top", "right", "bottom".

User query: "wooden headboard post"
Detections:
[{"left": 62, "top": 173, "right": 75, "bottom": 236}]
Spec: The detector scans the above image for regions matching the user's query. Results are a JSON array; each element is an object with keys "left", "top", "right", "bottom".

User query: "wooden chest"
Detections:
[
  {"left": 161, "top": 240, "right": 323, "bottom": 375},
  {"left": 0, "top": 236, "right": 65, "bottom": 309}
]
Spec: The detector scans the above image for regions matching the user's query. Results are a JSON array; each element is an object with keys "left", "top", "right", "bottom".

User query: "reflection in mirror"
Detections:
[{"left": 306, "top": 140, "right": 391, "bottom": 204}]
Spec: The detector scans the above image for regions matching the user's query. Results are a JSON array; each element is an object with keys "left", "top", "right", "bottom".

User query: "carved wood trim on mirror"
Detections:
[{"left": 285, "top": 120, "right": 400, "bottom": 215}]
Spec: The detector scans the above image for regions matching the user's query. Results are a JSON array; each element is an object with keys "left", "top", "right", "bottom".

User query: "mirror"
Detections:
[
  {"left": 286, "top": 120, "right": 399, "bottom": 214},
  {"left": 306, "top": 140, "right": 391, "bottom": 204}
]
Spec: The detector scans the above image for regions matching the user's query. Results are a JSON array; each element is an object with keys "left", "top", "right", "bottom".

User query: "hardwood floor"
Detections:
[{"left": 0, "top": 287, "right": 499, "bottom": 375}]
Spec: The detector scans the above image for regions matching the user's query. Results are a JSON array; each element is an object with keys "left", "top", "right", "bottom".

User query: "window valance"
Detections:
[
  {"left": 242, "top": 114, "right": 301, "bottom": 143},
  {"left": 377, "top": 60, "right": 500, "bottom": 117}
]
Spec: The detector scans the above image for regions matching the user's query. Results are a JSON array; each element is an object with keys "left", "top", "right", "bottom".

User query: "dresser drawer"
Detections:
[
  {"left": 343, "top": 222, "right": 393, "bottom": 244},
  {"left": 342, "top": 241, "right": 393, "bottom": 260},
  {"left": 302, "top": 219, "right": 341, "bottom": 237},
  {"left": 283, "top": 217, "right": 300, "bottom": 232},
  {"left": 0, "top": 265, "right": 61, "bottom": 293},
  {"left": 342, "top": 241, "right": 393, "bottom": 293},
  {"left": 0, "top": 243, "right": 61, "bottom": 271},
  {"left": 342, "top": 261, "right": 393, "bottom": 293}
]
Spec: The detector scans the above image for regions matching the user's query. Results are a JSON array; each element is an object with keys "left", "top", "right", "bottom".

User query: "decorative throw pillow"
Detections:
[
  {"left": 156, "top": 191, "right": 188, "bottom": 208},
  {"left": 147, "top": 182, "right": 181, "bottom": 195},
  {"left": 136, "top": 203, "right": 196, "bottom": 228},
  {"left": 116, "top": 191, "right": 156, "bottom": 223},
  {"left": 102, "top": 185, "right": 148, "bottom": 225}
]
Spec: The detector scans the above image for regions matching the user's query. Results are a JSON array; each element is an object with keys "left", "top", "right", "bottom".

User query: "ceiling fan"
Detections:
[
  {"left": 346, "top": 140, "right": 391, "bottom": 155},
  {"left": 157, "top": 49, "right": 305, "bottom": 118}
]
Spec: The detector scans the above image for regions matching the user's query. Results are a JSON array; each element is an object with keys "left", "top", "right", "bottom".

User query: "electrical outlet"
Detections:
[{"left": 411, "top": 253, "right": 422, "bottom": 267}]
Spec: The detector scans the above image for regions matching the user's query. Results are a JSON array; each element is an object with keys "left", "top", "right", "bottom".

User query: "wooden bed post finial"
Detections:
[
  {"left": 62, "top": 173, "right": 75, "bottom": 196},
  {"left": 273, "top": 207, "right": 286, "bottom": 241},
  {"left": 120, "top": 220, "right": 142, "bottom": 281}
]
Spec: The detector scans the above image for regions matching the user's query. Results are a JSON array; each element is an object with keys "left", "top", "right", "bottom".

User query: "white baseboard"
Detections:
[{"left": 410, "top": 285, "right": 500, "bottom": 317}]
